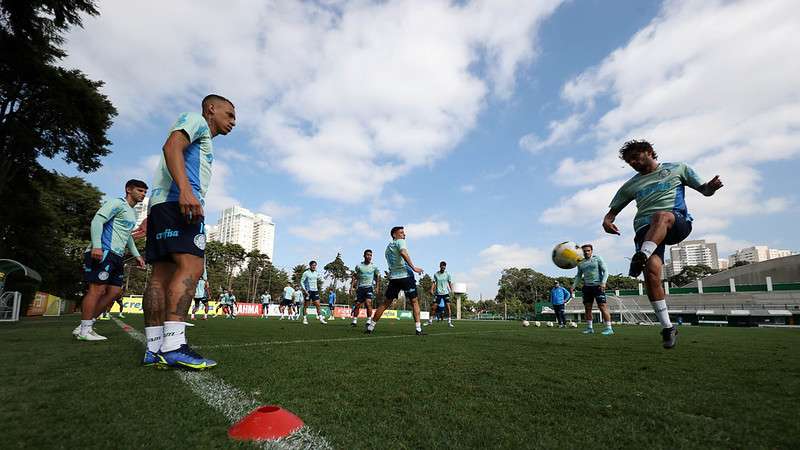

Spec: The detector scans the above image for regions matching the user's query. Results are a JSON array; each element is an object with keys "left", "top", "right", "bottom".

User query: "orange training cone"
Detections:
[{"left": 228, "top": 406, "right": 304, "bottom": 441}]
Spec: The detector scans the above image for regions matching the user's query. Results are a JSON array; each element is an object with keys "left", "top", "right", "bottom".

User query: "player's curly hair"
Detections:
[{"left": 618, "top": 140, "right": 657, "bottom": 161}]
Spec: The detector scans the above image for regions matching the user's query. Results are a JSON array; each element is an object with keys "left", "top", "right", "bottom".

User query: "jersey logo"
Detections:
[
  {"left": 98, "top": 271, "right": 109, "bottom": 281},
  {"left": 659, "top": 168, "right": 671, "bottom": 178},
  {"left": 194, "top": 234, "right": 206, "bottom": 250}
]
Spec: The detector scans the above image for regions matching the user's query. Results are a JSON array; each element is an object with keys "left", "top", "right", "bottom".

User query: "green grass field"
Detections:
[{"left": 2, "top": 315, "right": 799, "bottom": 449}]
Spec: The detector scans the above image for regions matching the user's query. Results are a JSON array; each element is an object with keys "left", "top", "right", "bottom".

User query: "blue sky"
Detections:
[{"left": 45, "top": 0, "right": 800, "bottom": 298}]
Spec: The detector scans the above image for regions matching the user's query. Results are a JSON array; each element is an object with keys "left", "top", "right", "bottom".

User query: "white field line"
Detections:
[
  {"left": 195, "top": 329, "right": 521, "bottom": 350},
  {"left": 112, "top": 318, "right": 333, "bottom": 450}
]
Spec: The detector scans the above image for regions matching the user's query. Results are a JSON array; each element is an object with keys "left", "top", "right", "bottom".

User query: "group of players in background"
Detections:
[{"left": 73, "top": 94, "right": 723, "bottom": 370}]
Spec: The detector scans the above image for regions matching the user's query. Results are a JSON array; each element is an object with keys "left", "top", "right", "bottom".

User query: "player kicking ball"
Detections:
[
  {"left": 603, "top": 140, "right": 723, "bottom": 349},
  {"left": 301, "top": 261, "right": 327, "bottom": 325},
  {"left": 350, "top": 249, "right": 379, "bottom": 328},
  {"left": 74, "top": 179, "right": 147, "bottom": 341},
  {"left": 138, "top": 94, "right": 236, "bottom": 369},
  {"left": 366, "top": 226, "right": 424, "bottom": 335}
]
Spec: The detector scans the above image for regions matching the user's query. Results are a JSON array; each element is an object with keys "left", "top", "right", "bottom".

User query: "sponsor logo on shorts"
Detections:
[
  {"left": 194, "top": 233, "right": 206, "bottom": 250},
  {"left": 156, "top": 229, "right": 180, "bottom": 240},
  {"left": 98, "top": 271, "right": 109, "bottom": 281}
]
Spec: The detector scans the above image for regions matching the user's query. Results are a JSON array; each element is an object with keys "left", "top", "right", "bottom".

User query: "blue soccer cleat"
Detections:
[
  {"left": 601, "top": 328, "right": 615, "bottom": 336},
  {"left": 160, "top": 344, "right": 217, "bottom": 370},
  {"left": 582, "top": 328, "right": 594, "bottom": 334},
  {"left": 142, "top": 350, "right": 165, "bottom": 367}
]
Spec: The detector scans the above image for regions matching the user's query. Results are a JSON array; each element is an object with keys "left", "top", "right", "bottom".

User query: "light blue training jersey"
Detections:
[
  {"left": 149, "top": 112, "right": 213, "bottom": 208},
  {"left": 282, "top": 286, "right": 294, "bottom": 300},
  {"left": 386, "top": 239, "right": 411, "bottom": 279},
  {"left": 195, "top": 279, "right": 206, "bottom": 298},
  {"left": 354, "top": 263, "right": 379, "bottom": 287},
  {"left": 433, "top": 271, "right": 452, "bottom": 295},
  {"left": 293, "top": 290, "right": 304, "bottom": 303},
  {"left": 573, "top": 256, "right": 609, "bottom": 288},
  {"left": 260, "top": 293, "right": 271, "bottom": 304},
  {"left": 301, "top": 269, "right": 320, "bottom": 292},
  {"left": 87, "top": 198, "right": 140, "bottom": 257}
]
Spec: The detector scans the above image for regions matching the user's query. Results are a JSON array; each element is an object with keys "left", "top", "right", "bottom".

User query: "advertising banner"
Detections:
[
  {"left": 25, "top": 291, "right": 48, "bottom": 316},
  {"left": 43, "top": 294, "right": 62, "bottom": 316}
]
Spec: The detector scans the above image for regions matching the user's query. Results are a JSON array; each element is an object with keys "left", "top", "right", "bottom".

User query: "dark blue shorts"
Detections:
[
  {"left": 145, "top": 201, "right": 205, "bottom": 264},
  {"left": 307, "top": 291, "right": 320, "bottom": 301},
  {"left": 280, "top": 298, "right": 292, "bottom": 306},
  {"left": 386, "top": 277, "right": 417, "bottom": 301},
  {"left": 634, "top": 211, "right": 692, "bottom": 262},
  {"left": 436, "top": 294, "right": 450, "bottom": 304},
  {"left": 582, "top": 285, "right": 607, "bottom": 305},
  {"left": 83, "top": 251, "right": 124, "bottom": 287},
  {"left": 356, "top": 286, "right": 375, "bottom": 303}
]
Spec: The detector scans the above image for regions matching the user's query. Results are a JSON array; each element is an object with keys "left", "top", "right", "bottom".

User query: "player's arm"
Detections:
[
  {"left": 162, "top": 130, "right": 203, "bottom": 223},
  {"left": 89, "top": 201, "right": 115, "bottom": 260},
  {"left": 572, "top": 266, "right": 582, "bottom": 293},
  {"left": 604, "top": 186, "right": 632, "bottom": 235},
  {"left": 598, "top": 257, "right": 609, "bottom": 291},
  {"left": 374, "top": 271, "right": 380, "bottom": 292},
  {"left": 126, "top": 236, "right": 145, "bottom": 268},
  {"left": 351, "top": 268, "right": 358, "bottom": 292},
  {"left": 400, "top": 249, "right": 423, "bottom": 274}
]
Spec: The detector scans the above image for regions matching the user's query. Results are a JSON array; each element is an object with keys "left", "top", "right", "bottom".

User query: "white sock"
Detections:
[
  {"left": 604, "top": 321, "right": 612, "bottom": 329},
  {"left": 651, "top": 300, "right": 672, "bottom": 328},
  {"left": 91, "top": 318, "right": 97, "bottom": 324},
  {"left": 586, "top": 320, "right": 593, "bottom": 329},
  {"left": 144, "top": 326, "right": 164, "bottom": 353},
  {"left": 367, "top": 322, "right": 375, "bottom": 331},
  {"left": 352, "top": 318, "right": 357, "bottom": 324},
  {"left": 161, "top": 321, "right": 186, "bottom": 352},
  {"left": 640, "top": 241, "right": 658, "bottom": 258},
  {"left": 415, "top": 322, "right": 422, "bottom": 332},
  {"left": 80, "top": 319, "right": 93, "bottom": 335}
]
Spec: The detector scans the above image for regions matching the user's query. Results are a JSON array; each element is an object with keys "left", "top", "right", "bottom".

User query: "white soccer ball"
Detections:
[
  {"left": 569, "top": 322, "right": 578, "bottom": 328},
  {"left": 534, "top": 321, "right": 541, "bottom": 327},
  {"left": 522, "top": 320, "right": 530, "bottom": 327},
  {"left": 552, "top": 241, "right": 584, "bottom": 269},
  {"left": 546, "top": 321, "right": 554, "bottom": 327}
]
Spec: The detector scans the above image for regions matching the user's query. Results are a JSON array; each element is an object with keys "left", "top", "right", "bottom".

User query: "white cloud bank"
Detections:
[{"left": 65, "top": 0, "right": 564, "bottom": 203}]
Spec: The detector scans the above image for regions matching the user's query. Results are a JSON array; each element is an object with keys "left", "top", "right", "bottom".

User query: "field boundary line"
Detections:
[
  {"left": 195, "top": 329, "right": 522, "bottom": 350},
  {"left": 112, "top": 318, "right": 333, "bottom": 450}
]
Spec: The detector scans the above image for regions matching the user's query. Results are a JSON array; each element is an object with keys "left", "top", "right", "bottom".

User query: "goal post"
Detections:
[{"left": 0, "top": 291, "right": 22, "bottom": 322}]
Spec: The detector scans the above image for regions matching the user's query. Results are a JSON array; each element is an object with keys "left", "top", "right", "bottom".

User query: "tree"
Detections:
[
  {"left": 0, "top": 0, "right": 116, "bottom": 195},
  {"left": 668, "top": 264, "right": 717, "bottom": 288},
  {"left": 292, "top": 264, "right": 307, "bottom": 287},
  {"left": 205, "top": 241, "right": 246, "bottom": 291},
  {"left": 0, "top": 171, "right": 103, "bottom": 300},
  {"left": 732, "top": 260, "right": 751, "bottom": 268},
  {"left": 496, "top": 268, "right": 553, "bottom": 304},
  {"left": 606, "top": 274, "right": 639, "bottom": 291},
  {"left": 242, "top": 250, "right": 270, "bottom": 301},
  {"left": 323, "top": 253, "right": 349, "bottom": 290},
  {"left": 418, "top": 274, "right": 433, "bottom": 309}
]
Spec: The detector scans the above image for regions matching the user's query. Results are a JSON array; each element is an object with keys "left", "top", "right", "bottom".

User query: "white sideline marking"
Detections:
[
  {"left": 195, "top": 329, "right": 520, "bottom": 350},
  {"left": 112, "top": 318, "right": 333, "bottom": 450}
]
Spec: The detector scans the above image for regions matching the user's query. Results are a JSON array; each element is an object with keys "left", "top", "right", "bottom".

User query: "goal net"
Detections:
[{"left": 0, "top": 291, "right": 22, "bottom": 322}]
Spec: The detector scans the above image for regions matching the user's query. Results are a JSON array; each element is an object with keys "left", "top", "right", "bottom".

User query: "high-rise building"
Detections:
[
  {"left": 729, "top": 246, "right": 797, "bottom": 265},
  {"left": 717, "top": 258, "right": 729, "bottom": 271},
  {"left": 208, "top": 206, "right": 275, "bottom": 259},
  {"left": 133, "top": 197, "right": 149, "bottom": 227},
  {"left": 664, "top": 239, "right": 719, "bottom": 278}
]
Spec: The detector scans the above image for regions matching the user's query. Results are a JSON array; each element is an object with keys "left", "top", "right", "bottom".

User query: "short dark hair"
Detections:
[
  {"left": 390, "top": 226, "right": 404, "bottom": 238},
  {"left": 309, "top": 260, "right": 317, "bottom": 266},
  {"left": 440, "top": 261, "right": 447, "bottom": 266},
  {"left": 125, "top": 179, "right": 148, "bottom": 190},
  {"left": 581, "top": 244, "right": 593, "bottom": 250},
  {"left": 363, "top": 249, "right": 372, "bottom": 257},
  {"left": 202, "top": 94, "right": 234, "bottom": 112},
  {"left": 619, "top": 139, "right": 657, "bottom": 161}
]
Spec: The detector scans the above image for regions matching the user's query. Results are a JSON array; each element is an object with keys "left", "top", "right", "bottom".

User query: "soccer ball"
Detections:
[
  {"left": 522, "top": 320, "right": 530, "bottom": 327},
  {"left": 569, "top": 322, "right": 578, "bottom": 328},
  {"left": 552, "top": 241, "right": 584, "bottom": 269},
  {"left": 534, "top": 321, "right": 541, "bottom": 327},
  {"left": 546, "top": 321, "right": 554, "bottom": 327}
]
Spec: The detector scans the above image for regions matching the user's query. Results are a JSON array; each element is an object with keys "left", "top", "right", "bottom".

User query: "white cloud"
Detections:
[
  {"left": 288, "top": 218, "right": 348, "bottom": 242},
  {"left": 460, "top": 184, "right": 476, "bottom": 193},
  {"left": 460, "top": 243, "right": 549, "bottom": 297},
  {"left": 259, "top": 201, "right": 300, "bottom": 220},
  {"left": 539, "top": 0, "right": 799, "bottom": 264},
  {"left": 519, "top": 113, "right": 584, "bottom": 153},
  {"left": 405, "top": 220, "right": 451, "bottom": 239},
  {"left": 203, "top": 160, "right": 238, "bottom": 217},
  {"left": 483, "top": 164, "right": 516, "bottom": 180},
  {"left": 65, "top": 0, "right": 565, "bottom": 203}
]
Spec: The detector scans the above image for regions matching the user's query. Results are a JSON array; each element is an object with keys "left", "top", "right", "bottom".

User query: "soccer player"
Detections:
[
  {"left": 190, "top": 271, "right": 209, "bottom": 320},
  {"left": 301, "top": 261, "right": 327, "bottom": 325},
  {"left": 227, "top": 289, "right": 238, "bottom": 319},
  {"left": 603, "top": 140, "right": 723, "bottom": 349},
  {"left": 292, "top": 287, "right": 304, "bottom": 320},
  {"left": 75, "top": 179, "right": 147, "bottom": 341},
  {"left": 138, "top": 94, "right": 236, "bottom": 369},
  {"left": 550, "top": 281, "right": 571, "bottom": 328},
  {"left": 215, "top": 289, "right": 228, "bottom": 317},
  {"left": 425, "top": 261, "right": 454, "bottom": 327},
  {"left": 101, "top": 286, "right": 126, "bottom": 320},
  {"left": 279, "top": 285, "right": 294, "bottom": 320},
  {"left": 571, "top": 244, "right": 612, "bottom": 335},
  {"left": 260, "top": 291, "right": 272, "bottom": 318},
  {"left": 327, "top": 290, "right": 336, "bottom": 321},
  {"left": 366, "top": 226, "right": 424, "bottom": 335},
  {"left": 350, "top": 249, "right": 379, "bottom": 328}
]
